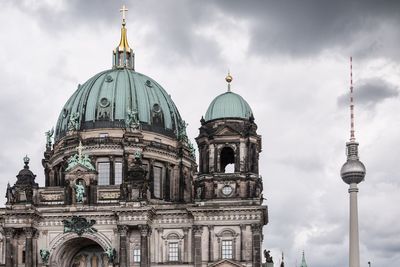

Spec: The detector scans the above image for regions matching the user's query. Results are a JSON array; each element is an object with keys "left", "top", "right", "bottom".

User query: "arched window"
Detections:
[
  {"left": 164, "top": 232, "right": 183, "bottom": 262},
  {"left": 216, "top": 229, "right": 238, "bottom": 260},
  {"left": 220, "top": 147, "right": 235, "bottom": 173}
]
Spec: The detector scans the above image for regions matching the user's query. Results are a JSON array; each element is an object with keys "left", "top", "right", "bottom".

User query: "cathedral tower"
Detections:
[
  {"left": 196, "top": 73, "right": 262, "bottom": 199},
  {"left": 195, "top": 73, "right": 266, "bottom": 267}
]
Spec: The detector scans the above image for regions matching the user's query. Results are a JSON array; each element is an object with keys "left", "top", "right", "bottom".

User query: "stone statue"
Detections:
[
  {"left": 82, "top": 154, "right": 95, "bottom": 171},
  {"left": 25, "top": 187, "right": 33, "bottom": 203},
  {"left": 188, "top": 141, "right": 196, "bottom": 158},
  {"left": 75, "top": 181, "right": 85, "bottom": 203},
  {"left": 68, "top": 112, "right": 80, "bottom": 131},
  {"left": 264, "top": 249, "right": 273, "bottom": 263},
  {"left": 40, "top": 249, "right": 50, "bottom": 264},
  {"left": 120, "top": 183, "right": 131, "bottom": 201},
  {"left": 105, "top": 247, "right": 116, "bottom": 263},
  {"left": 125, "top": 108, "right": 140, "bottom": 130},
  {"left": 66, "top": 154, "right": 79, "bottom": 171},
  {"left": 45, "top": 127, "right": 54, "bottom": 148},
  {"left": 140, "top": 180, "right": 148, "bottom": 200},
  {"left": 196, "top": 186, "right": 202, "bottom": 199},
  {"left": 65, "top": 144, "right": 95, "bottom": 171},
  {"left": 177, "top": 120, "right": 188, "bottom": 142},
  {"left": 5, "top": 183, "right": 15, "bottom": 204}
]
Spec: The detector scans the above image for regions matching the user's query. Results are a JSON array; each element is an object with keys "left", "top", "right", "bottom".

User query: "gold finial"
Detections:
[
  {"left": 120, "top": 5, "right": 128, "bottom": 26},
  {"left": 118, "top": 5, "right": 131, "bottom": 52},
  {"left": 225, "top": 71, "right": 233, "bottom": 92}
]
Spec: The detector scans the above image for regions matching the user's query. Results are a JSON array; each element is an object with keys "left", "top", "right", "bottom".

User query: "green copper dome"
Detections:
[
  {"left": 55, "top": 68, "right": 184, "bottom": 139},
  {"left": 204, "top": 91, "right": 253, "bottom": 122}
]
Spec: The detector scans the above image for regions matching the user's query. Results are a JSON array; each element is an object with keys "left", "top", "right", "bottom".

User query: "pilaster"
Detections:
[
  {"left": 118, "top": 225, "right": 129, "bottom": 267},
  {"left": 240, "top": 224, "right": 246, "bottom": 261},
  {"left": 24, "top": 227, "right": 35, "bottom": 267},
  {"left": 4, "top": 228, "right": 15, "bottom": 267},
  {"left": 251, "top": 224, "right": 262, "bottom": 267},
  {"left": 208, "top": 225, "right": 214, "bottom": 262},
  {"left": 193, "top": 225, "right": 203, "bottom": 267},
  {"left": 183, "top": 227, "right": 189, "bottom": 263},
  {"left": 139, "top": 225, "right": 151, "bottom": 267}
]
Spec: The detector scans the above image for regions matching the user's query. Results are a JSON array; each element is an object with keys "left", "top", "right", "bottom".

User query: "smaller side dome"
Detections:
[{"left": 204, "top": 91, "right": 253, "bottom": 122}]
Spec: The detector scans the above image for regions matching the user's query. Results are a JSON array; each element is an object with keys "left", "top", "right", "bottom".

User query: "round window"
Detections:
[
  {"left": 105, "top": 75, "right": 113, "bottom": 82},
  {"left": 99, "top": 97, "right": 110, "bottom": 108},
  {"left": 222, "top": 185, "right": 233, "bottom": 196}
]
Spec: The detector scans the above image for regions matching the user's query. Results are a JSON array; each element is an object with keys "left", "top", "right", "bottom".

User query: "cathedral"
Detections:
[{"left": 0, "top": 8, "right": 267, "bottom": 267}]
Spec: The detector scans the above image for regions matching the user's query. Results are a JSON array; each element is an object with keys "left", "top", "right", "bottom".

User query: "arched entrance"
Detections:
[{"left": 50, "top": 236, "right": 110, "bottom": 267}]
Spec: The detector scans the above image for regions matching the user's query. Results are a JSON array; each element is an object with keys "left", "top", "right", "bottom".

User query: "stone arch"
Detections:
[
  {"left": 219, "top": 146, "right": 236, "bottom": 173},
  {"left": 48, "top": 232, "right": 111, "bottom": 267},
  {"left": 216, "top": 228, "right": 237, "bottom": 238},
  {"left": 165, "top": 231, "right": 183, "bottom": 240}
]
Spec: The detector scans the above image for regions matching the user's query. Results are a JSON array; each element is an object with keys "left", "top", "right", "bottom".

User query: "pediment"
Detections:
[
  {"left": 65, "top": 164, "right": 96, "bottom": 174},
  {"left": 209, "top": 259, "right": 245, "bottom": 267},
  {"left": 214, "top": 125, "right": 241, "bottom": 136}
]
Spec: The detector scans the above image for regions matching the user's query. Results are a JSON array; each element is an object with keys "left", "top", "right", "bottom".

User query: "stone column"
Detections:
[
  {"left": 139, "top": 225, "right": 151, "bottom": 267},
  {"left": 183, "top": 227, "right": 189, "bottom": 263},
  {"left": 207, "top": 225, "right": 214, "bottom": 262},
  {"left": 4, "top": 228, "right": 14, "bottom": 267},
  {"left": 118, "top": 225, "right": 128, "bottom": 267},
  {"left": 240, "top": 224, "right": 245, "bottom": 261},
  {"left": 154, "top": 228, "right": 159, "bottom": 263},
  {"left": 251, "top": 224, "right": 262, "bottom": 267},
  {"left": 192, "top": 225, "right": 203, "bottom": 267},
  {"left": 209, "top": 144, "right": 215, "bottom": 173},
  {"left": 149, "top": 160, "right": 155, "bottom": 198},
  {"left": 24, "top": 227, "right": 35, "bottom": 267}
]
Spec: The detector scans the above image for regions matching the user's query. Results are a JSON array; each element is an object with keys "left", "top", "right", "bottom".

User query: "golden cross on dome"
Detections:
[{"left": 120, "top": 5, "right": 128, "bottom": 25}]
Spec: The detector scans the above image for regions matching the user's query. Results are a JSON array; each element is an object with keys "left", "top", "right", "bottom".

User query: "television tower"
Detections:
[{"left": 340, "top": 57, "right": 366, "bottom": 267}]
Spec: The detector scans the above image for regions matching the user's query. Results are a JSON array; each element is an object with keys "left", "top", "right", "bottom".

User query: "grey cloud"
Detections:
[
  {"left": 337, "top": 78, "right": 399, "bottom": 107},
  {"left": 214, "top": 0, "right": 400, "bottom": 59},
  {"left": 9, "top": 0, "right": 223, "bottom": 65},
  {"left": 9, "top": 0, "right": 400, "bottom": 61}
]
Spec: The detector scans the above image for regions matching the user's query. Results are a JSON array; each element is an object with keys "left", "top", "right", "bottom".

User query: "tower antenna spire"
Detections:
[{"left": 350, "top": 56, "right": 355, "bottom": 142}]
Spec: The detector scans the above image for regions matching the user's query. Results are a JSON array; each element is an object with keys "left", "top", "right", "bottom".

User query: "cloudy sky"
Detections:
[{"left": 1, "top": 0, "right": 399, "bottom": 266}]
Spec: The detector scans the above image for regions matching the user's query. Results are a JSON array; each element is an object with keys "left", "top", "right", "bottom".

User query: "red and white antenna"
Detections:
[{"left": 350, "top": 57, "right": 355, "bottom": 142}]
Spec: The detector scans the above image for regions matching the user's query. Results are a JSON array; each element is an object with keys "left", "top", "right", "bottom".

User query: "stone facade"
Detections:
[
  {"left": 0, "top": 119, "right": 267, "bottom": 267},
  {"left": 0, "top": 15, "right": 267, "bottom": 267}
]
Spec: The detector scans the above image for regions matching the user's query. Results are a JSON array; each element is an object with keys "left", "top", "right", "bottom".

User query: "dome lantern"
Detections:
[{"left": 113, "top": 5, "right": 135, "bottom": 70}]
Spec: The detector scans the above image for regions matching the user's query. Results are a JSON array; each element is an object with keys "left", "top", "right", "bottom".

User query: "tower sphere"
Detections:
[{"left": 340, "top": 159, "right": 366, "bottom": 184}]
